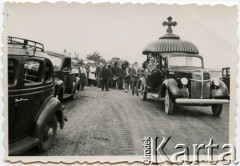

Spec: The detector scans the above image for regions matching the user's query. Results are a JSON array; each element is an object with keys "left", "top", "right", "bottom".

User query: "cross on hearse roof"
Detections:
[
  {"left": 8, "top": 36, "right": 45, "bottom": 55},
  {"left": 162, "top": 16, "right": 177, "bottom": 34}
]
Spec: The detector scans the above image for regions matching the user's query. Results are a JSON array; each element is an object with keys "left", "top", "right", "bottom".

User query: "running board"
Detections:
[{"left": 9, "top": 137, "right": 39, "bottom": 155}]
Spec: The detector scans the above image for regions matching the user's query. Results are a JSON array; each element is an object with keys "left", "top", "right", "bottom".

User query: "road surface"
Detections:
[{"left": 23, "top": 86, "right": 229, "bottom": 156}]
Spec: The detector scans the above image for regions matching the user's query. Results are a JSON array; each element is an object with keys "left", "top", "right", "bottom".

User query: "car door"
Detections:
[
  {"left": 8, "top": 56, "right": 21, "bottom": 141},
  {"left": 11, "top": 57, "right": 49, "bottom": 139}
]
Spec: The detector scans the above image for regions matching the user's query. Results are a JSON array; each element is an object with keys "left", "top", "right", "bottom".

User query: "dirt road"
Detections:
[{"left": 23, "top": 86, "right": 229, "bottom": 156}]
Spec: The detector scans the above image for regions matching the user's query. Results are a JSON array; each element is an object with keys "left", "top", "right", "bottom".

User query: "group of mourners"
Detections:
[{"left": 75, "top": 61, "right": 142, "bottom": 95}]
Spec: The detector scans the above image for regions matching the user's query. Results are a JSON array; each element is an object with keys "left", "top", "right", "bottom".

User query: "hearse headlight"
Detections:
[
  {"left": 213, "top": 79, "right": 220, "bottom": 87},
  {"left": 180, "top": 77, "right": 188, "bottom": 85}
]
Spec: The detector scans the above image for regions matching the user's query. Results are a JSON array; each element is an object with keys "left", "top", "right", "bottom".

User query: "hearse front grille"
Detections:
[{"left": 190, "top": 71, "right": 211, "bottom": 99}]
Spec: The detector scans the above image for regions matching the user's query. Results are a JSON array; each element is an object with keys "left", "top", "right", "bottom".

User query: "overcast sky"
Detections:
[{"left": 4, "top": 2, "right": 238, "bottom": 69}]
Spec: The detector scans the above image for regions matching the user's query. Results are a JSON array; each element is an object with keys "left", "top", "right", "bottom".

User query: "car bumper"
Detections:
[{"left": 175, "top": 98, "right": 229, "bottom": 105}]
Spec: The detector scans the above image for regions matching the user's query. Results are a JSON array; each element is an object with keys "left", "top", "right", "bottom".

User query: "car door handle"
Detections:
[{"left": 15, "top": 98, "right": 29, "bottom": 103}]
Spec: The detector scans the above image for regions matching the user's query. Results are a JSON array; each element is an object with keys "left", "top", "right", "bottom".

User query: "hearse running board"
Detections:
[
  {"left": 9, "top": 137, "right": 39, "bottom": 155},
  {"left": 175, "top": 99, "right": 229, "bottom": 104}
]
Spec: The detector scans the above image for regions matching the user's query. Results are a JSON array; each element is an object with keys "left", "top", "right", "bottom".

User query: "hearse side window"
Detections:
[
  {"left": 45, "top": 61, "right": 53, "bottom": 82},
  {"left": 23, "top": 60, "right": 42, "bottom": 85},
  {"left": 8, "top": 59, "right": 17, "bottom": 85}
]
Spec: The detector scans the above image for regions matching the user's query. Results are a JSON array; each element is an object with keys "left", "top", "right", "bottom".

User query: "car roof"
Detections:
[
  {"left": 45, "top": 50, "right": 71, "bottom": 58},
  {"left": 8, "top": 46, "right": 49, "bottom": 60}
]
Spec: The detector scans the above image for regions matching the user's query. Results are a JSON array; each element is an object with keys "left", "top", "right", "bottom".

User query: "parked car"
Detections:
[
  {"left": 138, "top": 17, "right": 229, "bottom": 116},
  {"left": 8, "top": 36, "right": 65, "bottom": 155},
  {"left": 221, "top": 67, "right": 230, "bottom": 91},
  {"left": 45, "top": 51, "right": 80, "bottom": 102}
]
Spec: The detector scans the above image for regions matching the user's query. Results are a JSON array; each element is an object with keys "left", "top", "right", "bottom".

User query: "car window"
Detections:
[
  {"left": 227, "top": 68, "right": 230, "bottom": 76},
  {"left": 23, "top": 60, "right": 42, "bottom": 85},
  {"left": 8, "top": 59, "right": 17, "bottom": 85},
  {"left": 45, "top": 61, "right": 53, "bottom": 82},
  {"left": 222, "top": 69, "right": 227, "bottom": 76},
  {"left": 62, "top": 58, "right": 71, "bottom": 71},
  {"left": 169, "top": 56, "right": 203, "bottom": 68},
  {"left": 47, "top": 55, "right": 62, "bottom": 71}
]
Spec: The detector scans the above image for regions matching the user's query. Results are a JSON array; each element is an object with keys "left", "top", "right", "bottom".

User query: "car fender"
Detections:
[
  {"left": 211, "top": 80, "right": 229, "bottom": 99},
  {"left": 54, "top": 78, "right": 64, "bottom": 96},
  {"left": 33, "top": 96, "right": 64, "bottom": 138},
  {"left": 159, "top": 79, "right": 189, "bottom": 99}
]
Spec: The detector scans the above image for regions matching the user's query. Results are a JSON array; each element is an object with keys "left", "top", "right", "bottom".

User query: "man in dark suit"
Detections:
[
  {"left": 96, "top": 63, "right": 102, "bottom": 88},
  {"left": 101, "top": 62, "right": 111, "bottom": 91}
]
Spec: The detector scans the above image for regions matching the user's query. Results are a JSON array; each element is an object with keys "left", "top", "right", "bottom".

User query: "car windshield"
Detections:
[
  {"left": 169, "top": 56, "right": 203, "bottom": 68},
  {"left": 47, "top": 55, "right": 62, "bottom": 71}
]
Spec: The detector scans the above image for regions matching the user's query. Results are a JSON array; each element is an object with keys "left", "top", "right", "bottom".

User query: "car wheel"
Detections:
[
  {"left": 140, "top": 82, "right": 147, "bottom": 101},
  {"left": 165, "top": 90, "right": 174, "bottom": 115},
  {"left": 38, "top": 115, "right": 57, "bottom": 152},
  {"left": 212, "top": 104, "right": 222, "bottom": 116}
]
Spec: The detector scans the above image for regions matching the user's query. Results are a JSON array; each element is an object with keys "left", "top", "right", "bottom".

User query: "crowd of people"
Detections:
[{"left": 73, "top": 61, "right": 142, "bottom": 95}]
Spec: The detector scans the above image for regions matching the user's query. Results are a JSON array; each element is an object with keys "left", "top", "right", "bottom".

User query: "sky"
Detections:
[{"left": 4, "top": 2, "right": 238, "bottom": 69}]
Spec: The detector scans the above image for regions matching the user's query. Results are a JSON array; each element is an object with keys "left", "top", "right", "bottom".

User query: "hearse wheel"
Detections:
[
  {"left": 140, "top": 82, "right": 147, "bottom": 101},
  {"left": 212, "top": 104, "right": 222, "bottom": 116},
  {"left": 38, "top": 116, "right": 57, "bottom": 152},
  {"left": 165, "top": 90, "right": 174, "bottom": 115}
]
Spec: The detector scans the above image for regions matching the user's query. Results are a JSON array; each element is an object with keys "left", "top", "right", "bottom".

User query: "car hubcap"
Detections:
[{"left": 43, "top": 122, "right": 54, "bottom": 145}]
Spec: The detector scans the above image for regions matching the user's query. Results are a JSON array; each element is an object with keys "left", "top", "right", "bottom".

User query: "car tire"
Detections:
[
  {"left": 38, "top": 115, "right": 57, "bottom": 152},
  {"left": 212, "top": 104, "right": 222, "bottom": 116},
  {"left": 140, "top": 82, "right": 147, "bottom": 101},
  {"left": 165, "top": 90, "right": 174, "bottom": 115}
]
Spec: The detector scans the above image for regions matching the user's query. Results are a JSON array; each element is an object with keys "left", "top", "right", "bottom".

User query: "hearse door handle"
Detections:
[{"left": 15, "top": 98, "right": 29, "bottom": 103}]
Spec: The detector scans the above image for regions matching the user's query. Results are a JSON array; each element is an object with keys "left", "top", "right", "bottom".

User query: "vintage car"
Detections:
[
  {"left": 221, "top": 67, "right": 230, "bottom": 91},
  {"left": 8, "top": 36, "right": 65, "bottom": 155},
  {"left": 138, "top": 17, "right": 229, "bottom": 116},
  {"left": 45, "top": 51, "right": 80, "bottom": 102}
]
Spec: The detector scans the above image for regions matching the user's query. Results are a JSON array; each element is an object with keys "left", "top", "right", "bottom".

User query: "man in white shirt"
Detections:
[{"left": 79, "top": 63, "right": 87, "bottom": 90}]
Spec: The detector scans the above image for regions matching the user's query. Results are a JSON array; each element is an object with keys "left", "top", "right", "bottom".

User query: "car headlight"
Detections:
[
  {"left": 213, "top": 79, "right": 220, "bottom": 86},
  {"left": 180, "top": 77, "right": 188, "bottom": 85}
]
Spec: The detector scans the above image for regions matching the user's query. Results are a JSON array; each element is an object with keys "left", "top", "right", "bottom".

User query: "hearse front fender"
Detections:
[
  {"left": 160, "top": 79, "right": 189, "bottom": 99},
  {"left": 33, "top": 96, "right": 64, "bottom": 138},
  {"left": 211, "top": 80, "right": 229, "bottom": 99}
]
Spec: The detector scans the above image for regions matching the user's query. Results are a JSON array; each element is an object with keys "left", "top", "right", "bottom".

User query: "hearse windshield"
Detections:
[
  {"left": 169, "top": 56, "right": 203, "bottom": 69},
  {"left": 47, "top": 55, "right": 62, "bottom": 71}
]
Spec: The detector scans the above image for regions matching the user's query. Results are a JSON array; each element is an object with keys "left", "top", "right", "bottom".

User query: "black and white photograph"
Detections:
[{"left": 3, "top": 1, "right": 238, "bottom": 164}]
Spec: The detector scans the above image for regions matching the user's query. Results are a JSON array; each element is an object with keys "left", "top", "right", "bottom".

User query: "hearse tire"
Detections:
[
  {"left": 38, "top": 115, "right": 57, "bottom": 152},
  {"left": 212, "top": 104, "right": 222, "bottom": 116},
  {"left": 165, "top": 90, "right": 174, "bottom": 115}
]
